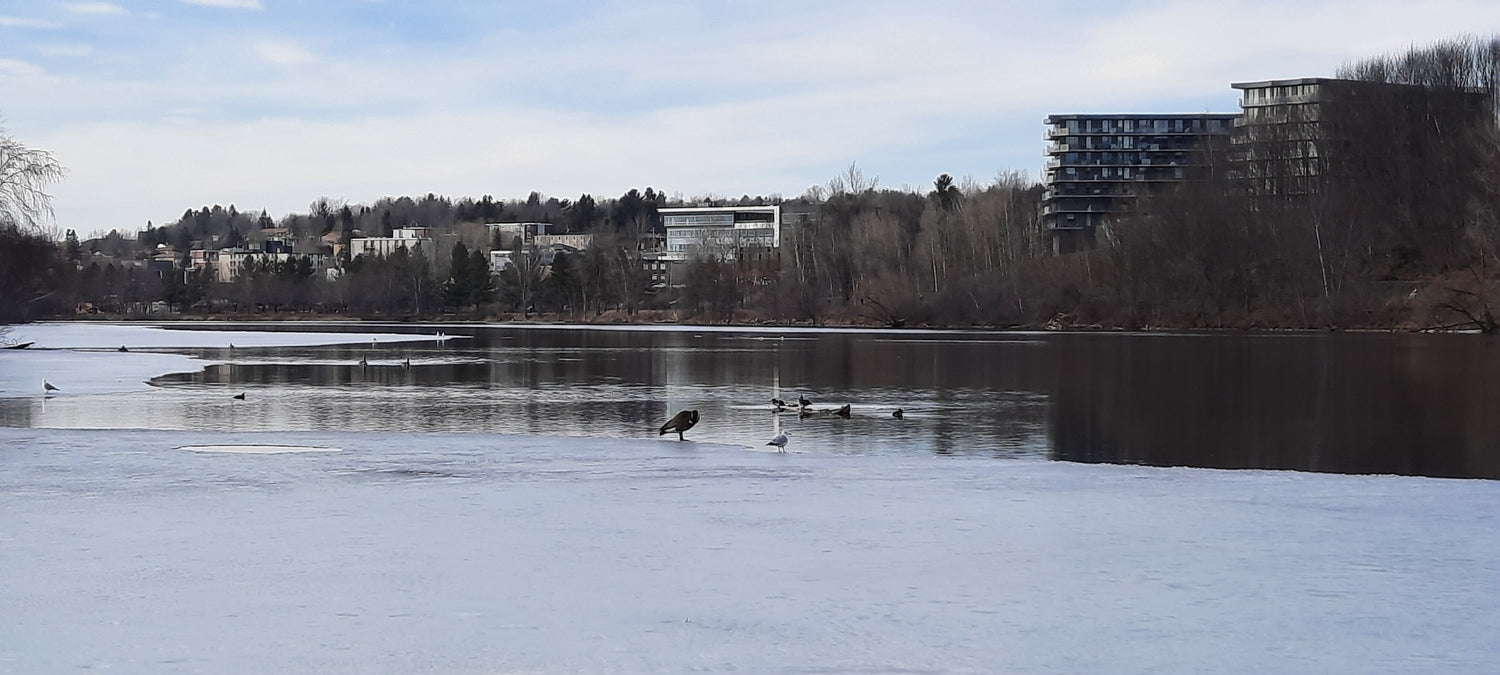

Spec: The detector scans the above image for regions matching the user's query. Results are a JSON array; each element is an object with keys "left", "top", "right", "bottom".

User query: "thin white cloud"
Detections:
[
  {"left": 37, "top": 44, "right": 94, "bottom": 57},
  {"left": 179, "top": 0, "right": 264, "bottom": 8},
  {"left": 60, "top": 2, "right": 128, "bottom": 15},
  {"left": 0, "top": 16, "right": 62, "bottom": 28},
  {"left": 252, "top": 40, "right": 318, "bottom": 66},
  {"left": 0, "top": 58, "right": 46, "bottom": 77}
]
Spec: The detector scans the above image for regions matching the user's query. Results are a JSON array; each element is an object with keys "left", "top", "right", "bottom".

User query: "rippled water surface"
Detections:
[{"left": 6, "top": 323, "right": 1499, "bottom": 478}]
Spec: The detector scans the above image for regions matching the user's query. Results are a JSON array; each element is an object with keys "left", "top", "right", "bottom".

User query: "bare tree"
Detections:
[{"left": 0, "top": 123, "right": 66, "bottom": 230}]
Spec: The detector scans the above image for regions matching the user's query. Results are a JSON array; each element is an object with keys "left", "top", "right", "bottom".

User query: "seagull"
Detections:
[
  {"left": 767, "top": 432, "right": 789, "bottom": 452},
  {"left": 232, "top": 392, "right": 246, "bottom": 401},
  {"left": 892, "top": 408, "right": 904, "bottom": 419},
  {"left": 798, "top": 395, "right": 811, "bottom": 408},
  {"left": 43, "top": 379, "right": 59, "bottom": 394},
  {"left": 835, "top": 403, "right": 851, "bottom": 418},
  {"left": 659, "top": 410, "right": 699, "bottom": 441}
]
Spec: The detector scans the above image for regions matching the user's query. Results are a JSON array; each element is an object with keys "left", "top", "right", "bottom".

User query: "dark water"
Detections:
[{"left": 5, "top": 323, "right": 1499, "bottom": 479}]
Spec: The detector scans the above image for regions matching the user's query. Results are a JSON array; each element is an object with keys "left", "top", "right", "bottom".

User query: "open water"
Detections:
[{"left": 4, "top": 323, "right": 1498, "bottom": 479}]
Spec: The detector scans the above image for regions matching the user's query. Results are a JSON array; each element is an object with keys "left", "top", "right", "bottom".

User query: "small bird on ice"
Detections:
[
  {"left": 767, "top": 432, "right": 789, "bottom": 452},
  {"left": 659, "top": 410, "right": 699, "bottom": 441},
  {"left": 43, "top": 379, "right": 59, "bottom": 394}
]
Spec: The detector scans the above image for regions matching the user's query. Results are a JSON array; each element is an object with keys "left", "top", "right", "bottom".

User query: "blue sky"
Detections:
[{"left": 3, "top": 0, "right": 1500, "bottom": 236}]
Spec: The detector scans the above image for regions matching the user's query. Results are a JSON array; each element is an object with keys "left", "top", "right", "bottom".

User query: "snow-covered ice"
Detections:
[{"left": 2, "top": 427, "right": 1497, "bottom": 673}]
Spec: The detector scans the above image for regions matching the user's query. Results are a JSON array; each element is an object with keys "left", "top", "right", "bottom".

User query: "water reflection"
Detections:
[
  {"left": 4, "top": 324, "right": 1499, "bottom": 478},
  {"left": 1048, "top": 333, "right": 1500, "bottom": 479}
]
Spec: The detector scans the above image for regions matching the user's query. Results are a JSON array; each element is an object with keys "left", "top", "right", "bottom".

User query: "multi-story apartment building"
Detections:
[
  {"left": 1230, "top": 77, "right": 1491, "bottom": 198},
  {"left": 1042, "top": 113, "right": 1237, "bottom": 253}
]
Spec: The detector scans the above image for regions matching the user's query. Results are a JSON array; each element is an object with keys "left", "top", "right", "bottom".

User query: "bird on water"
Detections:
[
  {"left": 659, "top": 410, "right": 699, "bottom": 441},
  {"left": 767, "top": 432, "right": 789, "bottom": 452},
  {"left": 798, "top": 395, "right": 812, "bottom": 408},
  {"left": 892, "top": 408, "right": 904, "bottom": 419},
  {"left": 232, "top": 392, "right": 246, "bottom": 401},
  {"left": 117, "top": 345, "right": 128, "bottom": 352},
  {"left": 835, "top": 403, "right": 851, "bottom": 418}
]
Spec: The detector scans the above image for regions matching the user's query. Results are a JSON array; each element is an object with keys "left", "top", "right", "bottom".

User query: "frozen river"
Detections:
[{"left": 2, "top": 322, "right": 1499, "bottom": 672}]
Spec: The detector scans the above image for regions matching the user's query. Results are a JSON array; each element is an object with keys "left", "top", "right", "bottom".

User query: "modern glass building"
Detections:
[
  {"left": 659, "top": 205, "right": 780, "bottom": 262},
  {"left": 1042, "top": 113, "right": 1237, "bottom": 253}
]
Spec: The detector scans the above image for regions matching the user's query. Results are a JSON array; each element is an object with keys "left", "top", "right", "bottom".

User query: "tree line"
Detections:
[{"left": 7, "top": 34, "right": 1500, "bottom": 330}]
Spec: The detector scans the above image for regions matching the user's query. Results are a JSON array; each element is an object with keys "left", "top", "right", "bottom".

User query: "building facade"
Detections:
[
  {"left": 659, "top": 205, "right": 780, "bottom": 262},
  {"left": 1230, "top": 77, "right": 1491, "bottom": 198},
  {"left": 348, "top": 227, "right": 434, "bottom": 260},
  {"left": 1042, "top": 113, "right": 1237, "bottom": 253}
]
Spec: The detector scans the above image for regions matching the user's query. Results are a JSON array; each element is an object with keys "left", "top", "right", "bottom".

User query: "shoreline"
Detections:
[{"left": 31, "top": 311, "right": 1440, "bottom": 335}]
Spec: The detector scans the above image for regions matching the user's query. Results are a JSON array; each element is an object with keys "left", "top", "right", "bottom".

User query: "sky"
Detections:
[{"left": 3, "top": 0, "right": 1500, "bottom": 237}]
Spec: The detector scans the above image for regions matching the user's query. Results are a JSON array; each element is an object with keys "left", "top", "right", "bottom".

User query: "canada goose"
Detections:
[
  {"left": 771, "top": 398, "right": 787, "bottom": 410},
  {"left": 358, "top": 354, "right": 368, "bottom": 368},
  {"left": 232, "top": 392, "right": 246, "bottom": 401},
  {"left": 658, "top": 410, "right": 699, "bottom": 441},
  {"left": 798, "top": 395, "right": 811, "bottom": 408},
  {"left": 892, "top": 408, "right": 904, "bottom": 419},
  {"left": 767, "top": 432, "right": 789, "bottom": 452},
  {"left": 835, "top": 403, "right": 851, "bottom": 418},
  {"left": 117, "top": 345, "right": 128, "bottom": 352},
  {"left": 402, "top": 358, "right": 411, "bottom": 368}
]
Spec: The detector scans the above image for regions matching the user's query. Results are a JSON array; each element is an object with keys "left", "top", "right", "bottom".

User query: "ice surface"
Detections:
[
  {"left": 2, "top": 426, "right": 1497, "bottom": 673},
  {"left": 0, "top": 322, "right": 447, "bottom": 398},
  {"left": 2, "top": 321, "right": 449, "bottom": 350}
]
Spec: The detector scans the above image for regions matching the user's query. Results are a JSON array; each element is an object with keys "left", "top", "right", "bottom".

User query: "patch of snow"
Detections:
[
  {"left": 180, "top": 444, "right": 342, "bottom": 454},
  {"left": 1, "top": 427, "right": 1496, "bottom": 673}
]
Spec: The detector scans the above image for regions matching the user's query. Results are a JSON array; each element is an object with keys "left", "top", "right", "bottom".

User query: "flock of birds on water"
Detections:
[
  {"left": 41, "top": 338, "right": 904, "bottom": 454},
  {"left": 659, "top": 395, "right": 905, "bottom": 452}
]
